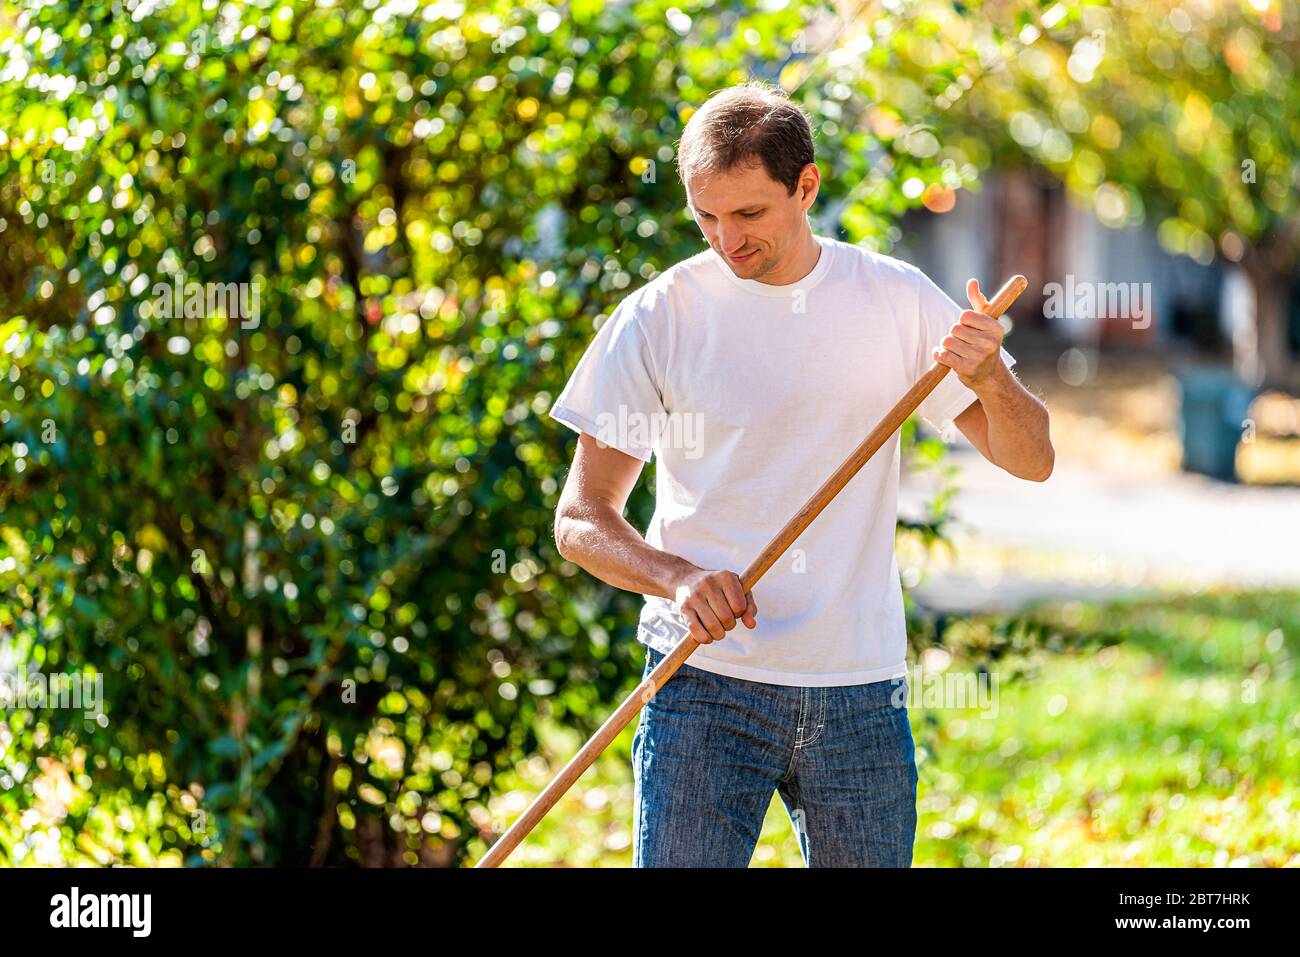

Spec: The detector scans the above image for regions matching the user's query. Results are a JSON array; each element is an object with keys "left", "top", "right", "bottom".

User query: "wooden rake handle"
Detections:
[{"left": 475, "top": 273, "right": 1028, "bottom": 868}]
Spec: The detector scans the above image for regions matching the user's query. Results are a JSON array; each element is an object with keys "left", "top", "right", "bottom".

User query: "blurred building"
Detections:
[{"left": 894, "top": 168, "right": 1297, "bottom": 364}]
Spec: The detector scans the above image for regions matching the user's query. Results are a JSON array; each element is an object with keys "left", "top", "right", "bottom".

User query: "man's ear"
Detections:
[{"left": 798, "top": 163, "right": 820, "bottom": 209}]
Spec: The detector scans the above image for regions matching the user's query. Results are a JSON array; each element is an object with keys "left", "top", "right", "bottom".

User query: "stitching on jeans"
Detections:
[
  {"left": 793, "top": 687, "right": 810, "bottom": 748},
  {"left": 633, "top": 714, "right": 644, "bottom": 866},
  {"left": 781, "top": 748, "right": 799, "bottom": 782},
  {"left": 634, "top": 648, "right": 658, "bottom": 866},
  {"left": 801, "top": 687, "right": 828, "bottom": 749}
]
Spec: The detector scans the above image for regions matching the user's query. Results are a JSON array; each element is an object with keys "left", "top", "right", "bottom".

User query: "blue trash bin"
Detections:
[{"left": 1173, "top": 368, "right": 1257, "bottom": 482}]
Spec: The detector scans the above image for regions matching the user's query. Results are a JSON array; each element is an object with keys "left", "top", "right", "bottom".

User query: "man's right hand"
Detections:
[{"left": 673, "top": 567, "right": 758, "bottom": 644}]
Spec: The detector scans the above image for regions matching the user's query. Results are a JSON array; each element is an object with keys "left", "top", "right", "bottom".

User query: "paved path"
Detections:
[{"left": 898, "top": 445, "right": 1300, "bottom": 614}]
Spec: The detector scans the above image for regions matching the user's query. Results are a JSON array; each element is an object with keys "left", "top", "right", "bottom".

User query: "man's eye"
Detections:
[{"left": 742, "top": 211, "right": 760, "bottom": 218}]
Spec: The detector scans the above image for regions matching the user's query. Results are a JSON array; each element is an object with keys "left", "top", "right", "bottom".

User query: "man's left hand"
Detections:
[{"left": 932, "top": 278, "right": 1008, "bottom": 392}]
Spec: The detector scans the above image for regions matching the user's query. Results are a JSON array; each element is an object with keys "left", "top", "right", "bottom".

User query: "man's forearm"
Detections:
[
  {"left": 555, "top": 502, "right": 699, "bottom": 600},
  {"left": 974, "top": 366, "right": 1054, "bottom": 481}
]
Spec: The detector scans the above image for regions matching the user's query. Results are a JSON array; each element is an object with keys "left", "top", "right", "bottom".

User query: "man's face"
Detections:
[{"left": 686, "top": 159, "right": 819, "bottom": 281}]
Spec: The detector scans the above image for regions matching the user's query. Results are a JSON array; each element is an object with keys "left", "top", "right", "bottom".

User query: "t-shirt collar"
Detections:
[{"left": 710, "top": 234, "right": 833, "bottom": 298}]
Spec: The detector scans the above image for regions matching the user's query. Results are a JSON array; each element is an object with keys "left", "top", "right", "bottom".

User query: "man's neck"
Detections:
[{"left": 756, "top": 229, "right": 822, "bottom": 286}]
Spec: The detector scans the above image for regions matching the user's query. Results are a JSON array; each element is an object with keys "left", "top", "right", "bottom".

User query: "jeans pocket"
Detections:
[
  {"left": 641, "top": 645, "right": 669, "bottom": 705},
  {"left": 643, "top": 643, "right": 688, "bottom": 709},
  {"left": 884, "top": 680, "right": 918, "bottom": 789},
  {"left": 885, "top": 676, "right": 909, "bottom": 712}
]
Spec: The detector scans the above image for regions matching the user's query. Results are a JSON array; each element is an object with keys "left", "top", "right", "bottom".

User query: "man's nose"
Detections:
[{"left": 718, "top": 222, "right": 745, "bottom": 252}]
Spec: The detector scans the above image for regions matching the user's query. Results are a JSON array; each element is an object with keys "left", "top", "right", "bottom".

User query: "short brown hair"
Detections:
[{"left": 676, "top": 80, "right": 816, "bottom": 196}]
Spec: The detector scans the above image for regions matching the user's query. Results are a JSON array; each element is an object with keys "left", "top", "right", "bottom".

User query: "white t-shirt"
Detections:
[{"left": 549, "top": 234, "right": 1015, "bottom": 687}]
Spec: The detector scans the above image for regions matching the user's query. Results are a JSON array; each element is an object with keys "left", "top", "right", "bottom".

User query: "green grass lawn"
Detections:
[{"left": 482, "top": 589, "right": 1300, "bottom": 867}]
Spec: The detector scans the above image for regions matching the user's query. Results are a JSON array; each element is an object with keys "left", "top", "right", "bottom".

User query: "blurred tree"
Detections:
[{"left": 0, "top": 0, "right": 1014, "bottom": 866}]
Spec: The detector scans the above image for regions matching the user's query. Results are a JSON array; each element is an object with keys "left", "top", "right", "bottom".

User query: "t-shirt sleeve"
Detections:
[
  {"left": 912, "top": 267, "right": 1016, "bottom": 434},
  {"left": 548, "top": 294, "right": 665, "bottom": 463}
]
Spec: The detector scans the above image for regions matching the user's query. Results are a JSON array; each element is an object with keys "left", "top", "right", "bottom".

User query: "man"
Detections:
[{"left": 548, "top": 81, "right": 1054, "bottom": 867}]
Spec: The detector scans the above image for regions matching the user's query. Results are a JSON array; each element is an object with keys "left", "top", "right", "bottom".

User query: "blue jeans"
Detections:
[{"left": 631, "top": 644, "right": 918, "bottom": 867}]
